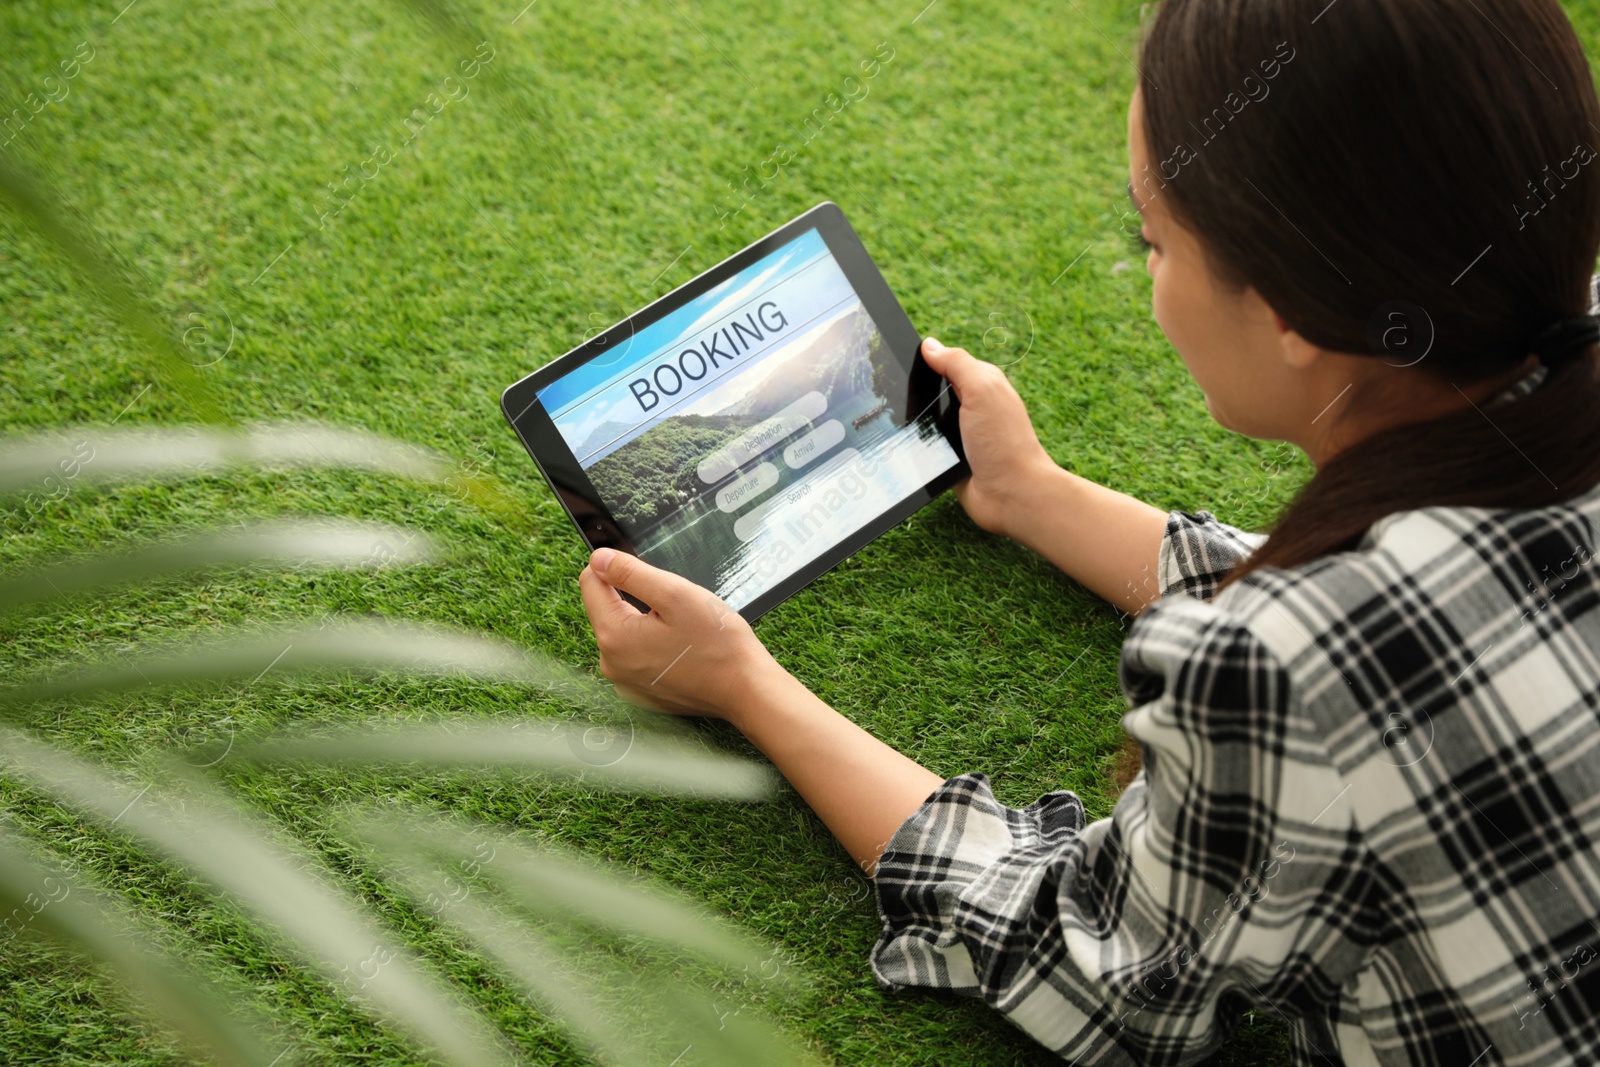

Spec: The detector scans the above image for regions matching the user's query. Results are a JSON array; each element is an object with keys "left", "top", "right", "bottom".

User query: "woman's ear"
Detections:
[{"left": 1272, "top": 310, "right": 1321, "bottom": 370}]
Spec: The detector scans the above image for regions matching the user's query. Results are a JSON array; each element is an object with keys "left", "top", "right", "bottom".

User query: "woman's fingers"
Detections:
[
  {"left": 577, "top": 559, "right": 641, "bottom": 635},
  {"left": 586, "top": 548, "right": 690, "bottom": 619},
  {"left": 921, "top": 337, "right": 970, "bottom": 399},
  {"left": 922, "top": 337, "right": 1006, "bottom": 399},
  {"left": 576, "top": 549, "right": 767, "bottom": 720},
  {"left": 915, "top": 331, "right": 1052, "bottom": 539}
]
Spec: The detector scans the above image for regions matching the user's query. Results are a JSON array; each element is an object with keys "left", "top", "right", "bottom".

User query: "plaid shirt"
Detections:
[{"left": 869, "top": 369, "right": 1600, "bottom": 1065}]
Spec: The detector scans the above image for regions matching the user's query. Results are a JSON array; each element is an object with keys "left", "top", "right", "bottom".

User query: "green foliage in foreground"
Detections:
[
  {"left": 0, "top": 411, "right": 822, "bottom": 1067},
  {"left": 10, "top": 0, "right": 1598, "bottom": 1062}
]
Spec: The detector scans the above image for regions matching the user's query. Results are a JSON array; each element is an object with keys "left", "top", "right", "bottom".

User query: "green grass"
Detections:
[{"left": 4, "top": 0, "right": 1600, "bottom": 1063}]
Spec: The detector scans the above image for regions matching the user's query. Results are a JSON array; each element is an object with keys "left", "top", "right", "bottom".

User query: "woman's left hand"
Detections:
[{"left": 577, "top": 548, "right": 779, "bottom": 719}]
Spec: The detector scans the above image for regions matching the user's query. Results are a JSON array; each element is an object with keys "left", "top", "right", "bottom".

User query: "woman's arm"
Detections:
[
  {"left": 724, "top": 658, "right": 945, "bottom": 876},
  {"left": 870, "top": 604, "right": 1354, "bottom": 1063},
  {"left": 578, "top": 549, "right": 944, "bottom": 876},
  {"left": 918, "top": 339, "right": 1169, "bottom": 616},
  {"left": 1003, "top": 465, "right": 1169, "bottom": 616},
  {"left": 575, "top": 338, "right": 1171, "bottom": 876}
]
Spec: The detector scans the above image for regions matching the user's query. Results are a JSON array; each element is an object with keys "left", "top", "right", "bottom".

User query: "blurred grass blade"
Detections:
[
  {"left": 429, "top": 894, "right": 665, "bottom": 1067},
  {"left": 646, "top": 986, "right": 831, "bottom": 1067},
  {"left": 360, "top": 818, "right": 780, "bottom": 974},
  {"left": 0, "top": 617, "right": 587, "bottom": 709},
  {"left": 487, "top": 842, "right": 777, "bottom": 973},
  {"left": 0, "top": 423, "right": 455, "bottom": 496},
  {"left": 0, "top": 154, "right": 223, "bottom": 423},
  {"left": 0, "top": 831, "right": 282, "bottom": 1067},
  {"left": 0, "top": 421, "right": 522, "bottom": 524},
  {"left": 422, "top": 892, "right": 825, "bottom": 1067},
  {"left": 0, "top": 727, "right": 518, "bottom": 1067},
  {"left": 396, "top": 0, "right": 571, "bottom": 195},
  {"left": 241, "top": 718, "right": 777, "bottom": 800},
  {"left": 0, "top": 519, "right": 439, "bottom": 615}
]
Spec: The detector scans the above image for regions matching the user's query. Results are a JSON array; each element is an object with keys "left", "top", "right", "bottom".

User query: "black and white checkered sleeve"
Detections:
[
  {"left": 868, "top": 595, "right": 1356, "bottom": 1065},
  {"left": 1157, "top": 510, "right": 1268, "bottom": 602}
]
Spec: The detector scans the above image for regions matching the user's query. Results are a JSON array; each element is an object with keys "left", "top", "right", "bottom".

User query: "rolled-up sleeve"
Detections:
[
  {"left": 869, "top": 595, "right": 1356, "bottom": 1065},
  {"left": 1157, "top": 510, "right": 1268, "bottom": 602},
  {"left": 868, "top": 773, "right": 1088, "bottom": 992}
]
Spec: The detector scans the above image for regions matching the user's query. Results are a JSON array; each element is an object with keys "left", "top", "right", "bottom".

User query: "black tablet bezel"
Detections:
[{"left": 500, "top": 200, "right": 969, "bottom": 624}]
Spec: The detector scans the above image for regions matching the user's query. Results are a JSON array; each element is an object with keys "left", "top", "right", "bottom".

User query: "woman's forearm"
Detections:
[
  {"left": 1002, "top": 464, "right": 1170, "bottom": 616},
  {"left": 725, "top": 659, "right": 945, "bottom": 877},
  {"left": 711, "top": 466, "right": 1165, "bottom": 875}
]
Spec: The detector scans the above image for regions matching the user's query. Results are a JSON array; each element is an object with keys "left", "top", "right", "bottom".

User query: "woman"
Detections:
[{"left": 577, "top": 0, "right": 1600, "bottom": 1061}]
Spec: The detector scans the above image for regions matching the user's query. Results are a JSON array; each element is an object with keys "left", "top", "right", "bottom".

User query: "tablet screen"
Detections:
[{"left": 533, "top": 225, "right": 962, "bottom": 611}]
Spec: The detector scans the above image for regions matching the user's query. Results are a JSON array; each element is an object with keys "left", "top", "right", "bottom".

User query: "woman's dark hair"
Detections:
[{"left": 1112, "top": 0, "right": 1600, "bottom": 793}]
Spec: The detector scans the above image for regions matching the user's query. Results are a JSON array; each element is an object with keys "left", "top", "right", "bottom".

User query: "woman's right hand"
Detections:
[{"left": 919, "top": 336, "right": 1055, "bottom": 539}]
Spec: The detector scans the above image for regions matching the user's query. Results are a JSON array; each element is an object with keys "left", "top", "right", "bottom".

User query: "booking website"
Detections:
[{"left": 538, "top": 227, "right": 960, "bottom": 610}]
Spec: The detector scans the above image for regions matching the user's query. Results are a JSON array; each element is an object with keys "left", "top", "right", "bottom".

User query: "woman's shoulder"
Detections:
[
  {"left": 1223, "top": 477, "right": 1599, "bottom": 631},
  {"left": 1131, "top": 481, "right": 1600, "bottom": 766},
  {"left": 1167, "top": 476, "right": 1600, "bottom": 637}
]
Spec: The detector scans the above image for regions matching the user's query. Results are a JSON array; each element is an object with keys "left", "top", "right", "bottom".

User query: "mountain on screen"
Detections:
[
  {"left": 572, "top": 418, "right": 640, "bottom": 462},
  {"left": 723, "top": 303, "right": 882, "bottom": 420},
  {"left": 580, "top": 298, "right": 906, "bottom": 530}
]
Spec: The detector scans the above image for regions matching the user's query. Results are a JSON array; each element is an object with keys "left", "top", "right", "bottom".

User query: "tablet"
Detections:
[{"left": 500, "top": 201, "right": 968, "bottom": 622}]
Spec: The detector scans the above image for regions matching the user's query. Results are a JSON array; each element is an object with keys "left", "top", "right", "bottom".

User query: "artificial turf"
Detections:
[{"left": 4, "top": 0, "right": 1599, "bottom": 1063}]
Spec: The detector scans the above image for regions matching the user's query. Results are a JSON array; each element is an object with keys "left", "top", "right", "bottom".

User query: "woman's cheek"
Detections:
[
  {"left": 1150, "top": 271, "right": 1182, "bottom": 359},
  {"left": 1152, "top": 281, "right": 1218, "bottom": 417}
]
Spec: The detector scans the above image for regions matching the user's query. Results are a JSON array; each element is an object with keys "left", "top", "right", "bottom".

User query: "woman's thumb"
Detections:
[{"left": 591, "top": 548, "right": 681, "bottom": 612}]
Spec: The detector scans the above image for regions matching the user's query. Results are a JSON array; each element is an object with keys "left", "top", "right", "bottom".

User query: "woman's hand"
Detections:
[
  {"left": 578, "top": 546, "right": 946, "bottom": 879},
  {"left": 920, "top": 337, "right": 1056, "bottom": 538},
  {"left": 577, "top": 547, "right": 780, "bottom": 721},
  {"left": 922, "top": 336, "right": 1171, "bottom": 615}
]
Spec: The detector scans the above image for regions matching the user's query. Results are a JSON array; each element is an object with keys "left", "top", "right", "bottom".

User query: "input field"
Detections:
[
  {"left": 783, "top": 419, "right": 845, "bottom": 470},
  {"left": 733, "top": 447, "right": 862, "bottom": 542},
  {"left": 696, "top": 390, "right": 828, "bottom": 485},
  {"left": 715, "top": 461, "right": 779, "bottom": 513}
]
